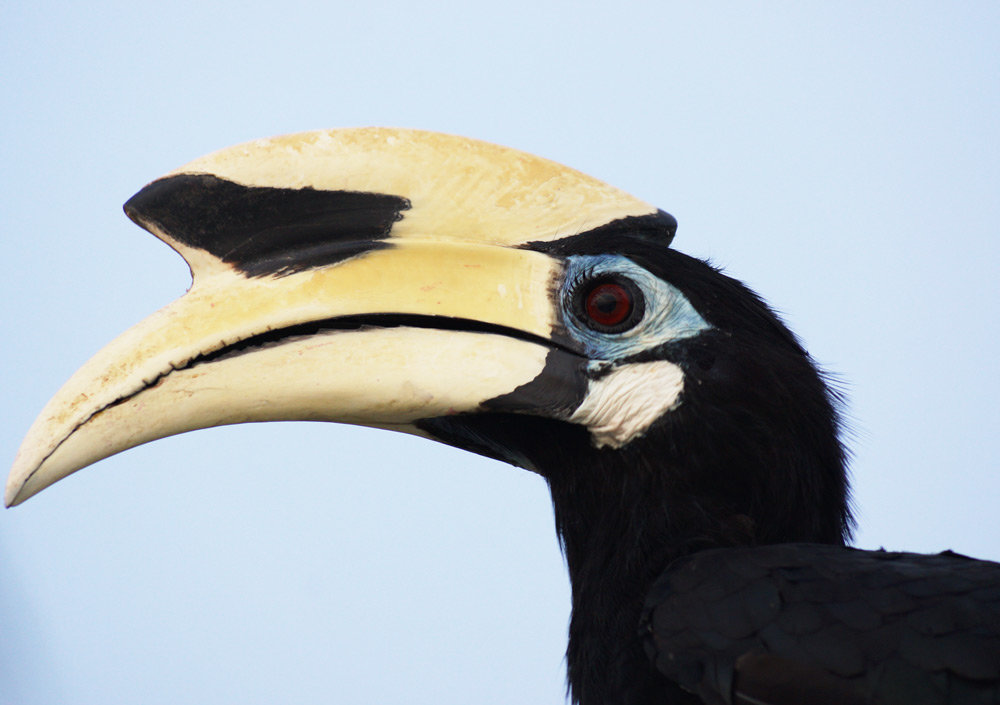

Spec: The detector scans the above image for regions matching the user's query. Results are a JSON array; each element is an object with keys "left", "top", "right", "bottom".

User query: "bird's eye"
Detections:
[{"left": 573, "top": 276, "right": 645, "bottom": 333}]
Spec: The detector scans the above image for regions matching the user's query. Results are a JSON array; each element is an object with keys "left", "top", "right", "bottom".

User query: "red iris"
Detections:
[{"left": 585, "top": 282, "right": 633, "bottom": 328}]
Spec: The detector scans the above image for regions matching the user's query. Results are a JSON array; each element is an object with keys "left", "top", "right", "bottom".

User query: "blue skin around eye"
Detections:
[{"left": 560, "top": 254, "right": 711, "bottom": 361}]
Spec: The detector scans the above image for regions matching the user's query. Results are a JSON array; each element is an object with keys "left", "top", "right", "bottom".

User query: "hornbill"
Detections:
[{"left": 7, "top": 129, "right": 1000, "bottom": 705}]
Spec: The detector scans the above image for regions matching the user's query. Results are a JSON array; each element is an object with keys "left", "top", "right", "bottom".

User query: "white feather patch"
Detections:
[{"left": 568, "top": 361, "right": 684, "bottom": 448}]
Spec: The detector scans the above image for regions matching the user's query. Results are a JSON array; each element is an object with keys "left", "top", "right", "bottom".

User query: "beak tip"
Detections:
[
  {"left": 5, "top": 477, "right": 41, "bottom": 507},
  {"left": 6, "top": 456, "right": 38, "bottom": 507},
  {"left": 4, "top": 485, "right": 23, "bottom": 508}
]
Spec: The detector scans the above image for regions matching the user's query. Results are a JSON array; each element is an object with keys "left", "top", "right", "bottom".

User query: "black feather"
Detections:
[
  {"left": 642, "top": 545, "right": 1000, "bottom": 705},
  {"left": 427, "top": 229, "right": 996, "bottom": 705}
]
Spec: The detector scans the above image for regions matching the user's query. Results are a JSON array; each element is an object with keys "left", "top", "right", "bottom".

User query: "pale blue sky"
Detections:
[{"left": 2, "top": 3, "right": 998, "bottom": 704}]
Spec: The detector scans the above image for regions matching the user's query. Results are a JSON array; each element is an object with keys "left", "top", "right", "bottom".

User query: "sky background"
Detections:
[{"left": 1, "top": 3, "right": 998, "bottom": 704}]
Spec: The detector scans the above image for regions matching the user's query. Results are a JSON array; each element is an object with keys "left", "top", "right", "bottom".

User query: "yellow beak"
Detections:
[{"left": 6, "top": 128, "right": 660, "bottom": 506}]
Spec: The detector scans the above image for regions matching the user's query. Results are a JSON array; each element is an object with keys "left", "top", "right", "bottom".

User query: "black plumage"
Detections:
[
  {"left": 644, "top": 545, "right": 1000, "bottom": 705},
  {"left": 425, "top": 240, "right": 1000, "bottom": 705}
]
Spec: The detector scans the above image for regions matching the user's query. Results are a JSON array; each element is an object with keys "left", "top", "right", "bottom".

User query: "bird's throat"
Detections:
[{"left": 547, "top": 462, "right": 719, "bottom": 705}]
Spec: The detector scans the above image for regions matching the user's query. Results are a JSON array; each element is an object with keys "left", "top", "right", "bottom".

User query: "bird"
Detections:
[{"left": 7, "top": 128, "right": 1000, "bottom": 705}]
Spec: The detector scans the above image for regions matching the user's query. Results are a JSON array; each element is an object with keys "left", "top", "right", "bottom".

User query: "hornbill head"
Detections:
[
  {"left": 8, "top": 128, "right": 858, "bottom": 705},
  {"left": 7, "top": 128, "right": 848, "bottom": 549}
]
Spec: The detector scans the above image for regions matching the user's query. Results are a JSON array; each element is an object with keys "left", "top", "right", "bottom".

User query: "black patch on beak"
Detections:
[
  {"left": 417, "top": 349, "right": 589, "bottom": 471},
  {"left": 124, "top": 174, "right": 410, "bottom": 277},
  {"left": 523, "top": 210, "right": 677, "bottom": 256},
  {"left": 484, "top": 349, "right": 589, "bottom": 417}
]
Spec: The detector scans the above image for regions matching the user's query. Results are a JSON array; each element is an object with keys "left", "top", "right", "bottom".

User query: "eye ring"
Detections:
[{"left": 572, "top": 275, "right": 645, "bottom": 333}]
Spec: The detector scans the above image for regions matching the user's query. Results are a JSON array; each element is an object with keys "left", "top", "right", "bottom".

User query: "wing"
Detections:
[{"left": 641, "top": 544, "right": 1000, "bottom": 705}]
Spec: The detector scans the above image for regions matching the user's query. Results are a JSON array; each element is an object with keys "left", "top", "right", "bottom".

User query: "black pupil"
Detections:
[{"left": 593, "top": 290, "right": 623, "bottom": 315}]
